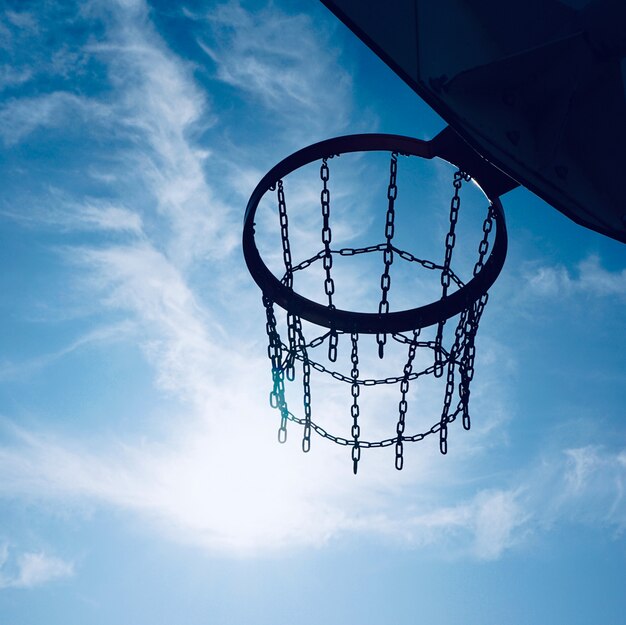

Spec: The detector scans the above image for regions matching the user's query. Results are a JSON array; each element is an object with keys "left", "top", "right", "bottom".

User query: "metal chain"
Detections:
[
  {"left": 441, "top": 171, "right": 468, "bottom": 293},
  {"left": 350, "top": 332, "right": 361, "bottom": 474},
  {"left": 281, "top": 401, "right": 465, "bottom": 448},
  {"left": 459, "top": 305, "right": 476, "bottom": 430},
  {"left": 473, "top": 203, "right": 495, "bottom": 277},
  {"left": 284, "top": 245, "right": 465, "bottom": 289},
  {"left": 286, "top": 313, "right": 297, "bottom": 381},
  {"left": 276, "top": 180, "right": 298, "bottom": 383},
  {"left": 392, "top": 332, "right": 450, "bottom": 356},
  {"left": 395, "top": 328, "right": 420, "bottom": 470},
  {"left": 294, "top": 316, "right": 312, "bottom": 452},
  {"left": 459, "top": 203, "right": 494, "bottom": 428},
  {"left": 288, "top": 343, "right": 446, "bottom": 386},
  {"left": 439, "top": 358, "right": 457, "bottom": 454},
  {"left": 320, "top": 158, "right": 338, "bottom": 362},
  {"left": 377, "top": 152, "right": 398, "bottom": 358},
  {"left": 277, "top": 180, "right": 293, "bottom": 287},
  {"left": 263, "top": 296, "right": 289, "bottom": 443},
  {"left": 260, "top": 155, "right": 495, "bottom": 467},
  {"left": 434, "top": 170, "right": 470, "bottom": 377},
  {"left": 281, "top": 330, "right": 450, "bottom": 357}
]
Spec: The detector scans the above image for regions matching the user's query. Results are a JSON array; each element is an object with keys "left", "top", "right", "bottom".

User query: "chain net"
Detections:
[{"left": 262, "top": 152, "right": 495, "bottom": 473}]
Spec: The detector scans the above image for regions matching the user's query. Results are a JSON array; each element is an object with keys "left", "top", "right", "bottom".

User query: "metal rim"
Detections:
[{"left": 243, "top": 133, "right": 507, "bottom": 334}]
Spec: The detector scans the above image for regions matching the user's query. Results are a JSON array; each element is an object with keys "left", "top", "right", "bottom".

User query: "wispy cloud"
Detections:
[
  {"left": 0, "top": 92, "right": 108, "bottom": 146},
  {"left": 2, "top": 414, "right": 624, "bottom": 559},
  {"left": 555, "top": 445, "right": 626, "bottom": 531},
  {"left": 0, "top": 0, "right": 518, "bottom": 561},
  {"left": 70, "top": 241, "right": 229, "bottom": 404},
  {"left": 1, "top": 0, "right": 236, "bottom": 267},
  {"left": 195, "top": 0, "right": 353, "bottom": 141},
  {"left": 0, "top": 545, "right": 74, "bottom": 589},
  {"left": 0, "top": 321, "right": 136, "bottom": 381},
  {"left": 0, "top": 66, "right": 32, "bottom": 91},
  {"left": 86, "top": 1, "right": 236, "bottom": 268},
  {"left": 4, "top": 0, "right": 621, "bottom": 566},
  {"left": 523, "top": 255, "right": 626, "bottom": 299},
  {"left": 1, "top": 197, "right": 143, "bottom": 235},
  {"left": 0, "top": 414, "right": 510, "bottom": 557}
]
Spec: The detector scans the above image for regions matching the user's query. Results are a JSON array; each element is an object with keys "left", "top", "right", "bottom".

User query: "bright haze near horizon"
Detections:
[{"left": 0, "top": 1, "right": 625, "bottom": 623}]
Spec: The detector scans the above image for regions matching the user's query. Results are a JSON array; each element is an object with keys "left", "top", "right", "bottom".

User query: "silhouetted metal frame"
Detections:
[{"left": 243, "top": 133, "right": 507, "bottom": 334}]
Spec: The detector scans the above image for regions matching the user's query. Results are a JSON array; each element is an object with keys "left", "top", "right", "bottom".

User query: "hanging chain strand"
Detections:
[
  {"left": 395, "top": 328, "right": 420, "bottom": 470},
  {"left": 434, "top": 170, "right": 469, "bottom": 377},
  {"left": 257, "top": 150, "right": 499, "bottom": 469},
  {"left": 263, "top": 296, "right": 289, "bottom": 443},
  {"left": 286, "top": 314, "right": 297, "bottom": 381},
  {"left": 320, "top": 157, "right": 338, "bottom": 361},
  {"left": 436, "top": 171, "right": 469, "bottom": 450},
  {"left": 277, "top": 180, "right": 293, "bottom": 287},
  {"left": 350, "top": 332, "right": 361, "bottom": 474},
  {"left": 377, "top": 152, "right": 398, "bottom": 358},
  {"left": 439, "top": 355, "right": 457, "bottom": 454},
  {"left": 275, "top": 179, "right": 299, "bottom": 383},
  {"left": 295, "top": 317, "right": 313, "bottom": 452},
  {"left": 460, "top": 203, "right": 495, "bottom": 428}
]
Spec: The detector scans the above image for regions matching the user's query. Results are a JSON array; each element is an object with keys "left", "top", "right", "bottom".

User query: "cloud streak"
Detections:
[
  {"left": 524, "top": 255, "right": 626, "bottom": 299},
  {"left": 1, "top": 0, "right": 622, "bottom": 567},
  {"left": 0, "top": 92, "right": 108, "bottom": 146},
  {"left": 197, "top": 0, "right": 353, "bottom": 138},
  {"left": 1, "top": 416, "right": 624, "bottom": 559},
  {"left": 0, "top": 545, "right": 74, "bottom": 589}
]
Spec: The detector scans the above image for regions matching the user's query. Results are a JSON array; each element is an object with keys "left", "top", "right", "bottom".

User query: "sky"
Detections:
[{"left": 0, "top": 1, "right": 625, "bottom": 623}]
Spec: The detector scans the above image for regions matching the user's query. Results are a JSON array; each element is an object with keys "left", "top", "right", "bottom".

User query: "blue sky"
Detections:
[{"left": 0, "top": 0, "right": 625, "bottom": 623}]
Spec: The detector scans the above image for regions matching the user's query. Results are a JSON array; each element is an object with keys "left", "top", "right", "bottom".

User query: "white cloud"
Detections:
[
  {"left": 195, "top": 1, "right": 353, "bottom": 140},
  {"left": 0, "top": 92, "right": 108, "bottom": 146},
  {"left": 0, "top": 412, "right": 516, "bottom": 557},
  {"left": 0, "top": 66, "right": 32, "bottom": 91},
  {"left": 524, "top": 255, "right": 626, "bottom": 298},
  {"left": 0, "top": 545, "right": 73, "bottom": 589},
  {"left": 5, "top": 10, "right": 38, "bottom": 31},
  {"left": 85, "top": 2, "right": 236, "bottom": 268},
  {"left": 0, "top": 0, "right": 518, "bottom": 557},
  {"left": 0, "top": 321, "right": 136, "bottom": 381},
  {"left": 6, "top": 0, "right": 623, "bottom": 565},
  {"left": 71, "top": 241, "right": 230, "bottom": 405},
  {"left": 470, "top": 489, "right": 528, "bottom": 559},
  {"left": 68, "top": 203, "right": 144, "bottom": 234},
  {"left": 560, "top": 446, "right": 626, "bottom": 529},
  {"left": 0, "top": 0, "right": 236, "bottom": 267},
  {"left": 1, "top": 198, "right": 143, "bottom": 235}
]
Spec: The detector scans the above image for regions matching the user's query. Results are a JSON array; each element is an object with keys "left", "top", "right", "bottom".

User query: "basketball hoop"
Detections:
[{"left": 243, "top": 133, "right": 508, "bottom": 473}]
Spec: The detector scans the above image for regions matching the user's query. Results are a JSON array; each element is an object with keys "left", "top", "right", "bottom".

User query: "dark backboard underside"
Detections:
[{"left": 321, "top": 0, "right": 626, "bottom": 244}]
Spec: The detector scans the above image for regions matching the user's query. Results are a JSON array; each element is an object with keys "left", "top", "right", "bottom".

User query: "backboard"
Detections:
[{"left": 320, "top": 0, "right": 626, "bottom": 244}]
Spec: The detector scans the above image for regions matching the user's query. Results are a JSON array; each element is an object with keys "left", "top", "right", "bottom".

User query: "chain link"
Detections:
[
  {"left": 320, "top": 158, "right": 338, "bottom": 362},
  {"left": 281, "top": 402, "right": 465, "bottom": 448},
  {"left": 350, "top": 332, "right": 361, "bottom": 473},
  {"left": 289, "top": 344, "right": 446, "bottom": 386},
  {"left": 377, "top": 153, "right": 398, "bottom": 358},
  {"left": 283, "top": 245, "right": 464, "bottom": 287},
  {"left": 263, "top": 296, "right": 289, "bottom": 443},
  {"left": 392, "top": 332, "right": 450, "bottom": 356},
  {"left": 456, "top": 204, "right": 494, "bottom": 429},
  {"left": 277, "top": 180, "right": 292, "bottom": 287},
  {"left": 473, "top": 204, "right": 495, "bottom": 276},
  {"left": 439, "top": 359, "right": 456, "bottom": 454},
  {"left": 293, "top": 316, "right": 312, "bottom": 452},
  {"left": 436, "top": 171, "right": 471, "bottom": 451},
  {"left": 285, "top": 313, "right": 296, "bottom": 382},
  {"left": 395, "top": 328, "right": 420, "bottom": 470},
  {"left": 261, "top": 153, "right": 496, "bottom": 469}
]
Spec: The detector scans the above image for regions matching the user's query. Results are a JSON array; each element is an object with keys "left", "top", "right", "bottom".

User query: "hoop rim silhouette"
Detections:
[{"left": 243, "top": 133, "right": 508, "bottom": 334}]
